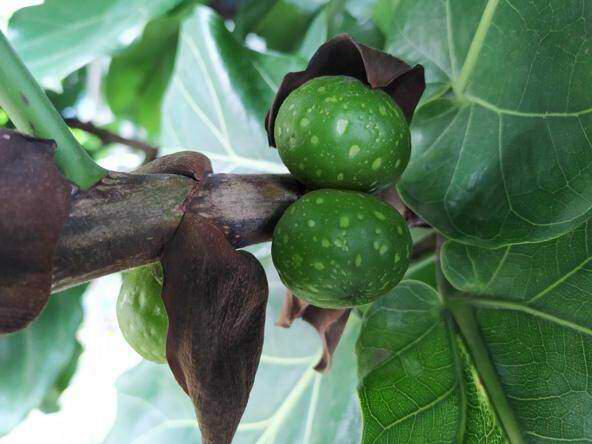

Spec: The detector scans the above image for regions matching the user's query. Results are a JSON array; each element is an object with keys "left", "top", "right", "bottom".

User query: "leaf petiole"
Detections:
[{"left": 0, "top": 30, "right": 105, "bottom": 189}]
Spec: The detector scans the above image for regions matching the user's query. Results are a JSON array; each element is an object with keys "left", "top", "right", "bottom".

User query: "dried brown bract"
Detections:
[
  {"left": 265, "top": 34, "right": 425, "bottom": 147},
  {"left": 0, "top": 130, "right": 72, "bottom": 333},
  {"left": 278, "top": 291, "right": 351, "bottom": 373},
  {"left": 161, "top": 215, "right": 268, "bottom": 444}
]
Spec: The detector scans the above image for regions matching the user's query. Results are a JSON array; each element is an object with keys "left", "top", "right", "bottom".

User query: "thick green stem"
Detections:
[{"left": 0, "top": 31, "right": 105, "bottom": 189}]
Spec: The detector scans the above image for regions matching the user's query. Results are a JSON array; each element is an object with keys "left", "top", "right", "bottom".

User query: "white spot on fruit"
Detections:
[
  {"left": 379, "top": 245, "right": 389, "bottom": 255},
  {"left": 337, "top": 173, "right": 344, "bottom": 181},
  {"left": 397, "top": 225, "right": 403, "bottom": 235},
  {"left": 311, "top": 135, "right": 319, "bottom": 145},
  {"left": 348, "top": 145, "right": 360, "bottom": 158},
  {"left": 307, "top": 220, "right": 316, "bottom": 227},
  {"left": 373, "top": 211, "right": 386, "bottom": 220},
  {"left": 315, "top": 197, "right": 324, "bottom": 204},
  {"left": 371, "top": 158, "right": 383, "bottom": 170},
  {"left": 336, "top": 119, "right": 349, "bottom": 135},
  {"left": 339, "top": 216, "right": 350, "bottom": 228},
  {"left": 314, "top": 262, "right": 325, "bottom": 270},
  {"left": 355, "top": 255, "right": 362, "bottom": 267}
]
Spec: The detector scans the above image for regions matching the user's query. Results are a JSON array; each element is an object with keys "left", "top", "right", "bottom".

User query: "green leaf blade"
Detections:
[
  {"left": 160, "top": 5, "right": 305, "bottom": 173},
  {"left": 0, "top": 285, "right": 87, "bottom": 436},
  {"left": 9, "top": 0, "right": 183, "bottom": 86},
  {"left": 356, "top": 280, "right": 461, "bottom": 443},
  {"left": 386, "top": 0, "right": 592, "bottom": 247},
  {"left": 106, "top": 14, "right": 181, "bottom": 136},
  {"left": 442, "top": 219, "right": 592, "bottom": 441}
]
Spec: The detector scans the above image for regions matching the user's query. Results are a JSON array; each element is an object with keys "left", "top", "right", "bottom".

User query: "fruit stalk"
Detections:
[{"left": 0, "top": 31, "right": 105, "bottom": 189}]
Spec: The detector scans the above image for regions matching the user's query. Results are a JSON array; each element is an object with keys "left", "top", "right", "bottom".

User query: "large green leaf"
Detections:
[
  {"left": 105, "top": 14, "right": 181, "bottom": 136},
  {"left": 298, "top": 1, "right": 384, "bottom": 60},
  {"left": 161, "top": 5, "right": 305, "bottom": 172},
  {"left": 356, "top": 280, "right": 506, "bottom": 443},
  {"left": 104, "top": 262, "right": 362, "bottom": 443},
  {"left": 8, "top": 0, "right": 182, "bottom": 86},
  {"left": 382, "top": 0, "right": 592, "bottom": 247},
  {"left": 234, "top": 0, "right": 324, "bottom": 53},
  {"left": 440, "top": 220, "right": 592, "bottom": 442},
  {"left": 0, "top": 285, "right": 87, "bottom": 436}
]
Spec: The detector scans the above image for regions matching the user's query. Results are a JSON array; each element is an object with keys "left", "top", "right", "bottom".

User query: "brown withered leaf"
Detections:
[
  {"left": 161, "top": 213, "right": 268, "bottom": 444},
  {"left": 0, "top": 130, "right": 71, "bottom": 334},
  {"left": 277, "top": 291, "right": 351, "bottom": 373},
  {"left": 266, "top": 33, "right": 425, "bottom": 146}
]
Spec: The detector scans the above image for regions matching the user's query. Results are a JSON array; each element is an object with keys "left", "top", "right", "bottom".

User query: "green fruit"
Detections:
[
  {"left": 274, "top": 75, "right": 410, "bottom": 192},
  {"left": 271, "top": 189, "right": 411, "bottom": 308},
  {"left": 117, "top": 263, "right": 168, "bottom": 363}
]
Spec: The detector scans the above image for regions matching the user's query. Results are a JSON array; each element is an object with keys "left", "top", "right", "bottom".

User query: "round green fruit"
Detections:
[
  {"left": 271, "top": 189, "right": 411, "bottom": 308},
  {"left": 274, "top": 75, "right": 410, "bottom": 192},
  {"left": 117, "top": 263, "right": 168, "bottom": 363}
]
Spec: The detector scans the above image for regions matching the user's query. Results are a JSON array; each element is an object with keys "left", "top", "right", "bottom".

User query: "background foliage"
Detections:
[{"left": 1, "top": 0, "right": 591, "bottom": 443}]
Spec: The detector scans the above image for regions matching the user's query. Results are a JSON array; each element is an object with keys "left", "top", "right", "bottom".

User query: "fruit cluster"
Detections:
[{"left": 271, "top": 75, "right": 413, "bottom": 308}]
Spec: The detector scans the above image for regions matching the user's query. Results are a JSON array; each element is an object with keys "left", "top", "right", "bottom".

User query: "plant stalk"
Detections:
[{"left": 0, "top": 31, "right": 105, "bottom": 189}]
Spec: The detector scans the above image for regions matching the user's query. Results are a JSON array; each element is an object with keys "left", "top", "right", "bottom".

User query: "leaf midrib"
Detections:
[
  {"left": 455, "top": 0, "right": 500, "bottom": 93},
  {"left": 448, "top": 301, "right": 525, "bottom": 444},
  {"left": 452, "top": 295, "right": 592, "bottom": 337}
]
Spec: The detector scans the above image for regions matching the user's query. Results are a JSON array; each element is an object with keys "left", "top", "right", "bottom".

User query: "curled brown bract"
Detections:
[
  {"left": 265, "top": 34, "right": 425, "bottom": 147},
  {"left": 134, "top": 150, "right": 212, "bottom": 182},
  {"left": 277, "top": 291, "right": 351, "bottom": 373},
  {"left": 161, "top": 215, "right": 268, "bottom": 444},
  {"left": 0, "top": 130, "right": 71, "bottom": 334}
]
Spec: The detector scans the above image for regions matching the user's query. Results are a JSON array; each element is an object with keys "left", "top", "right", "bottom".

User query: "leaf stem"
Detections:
[
  {"left": 447, "top": 300, "right": 525, "bottom": 444},
  {"left": 0, "top": 30, "right": 105, "bottom": 189}
]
